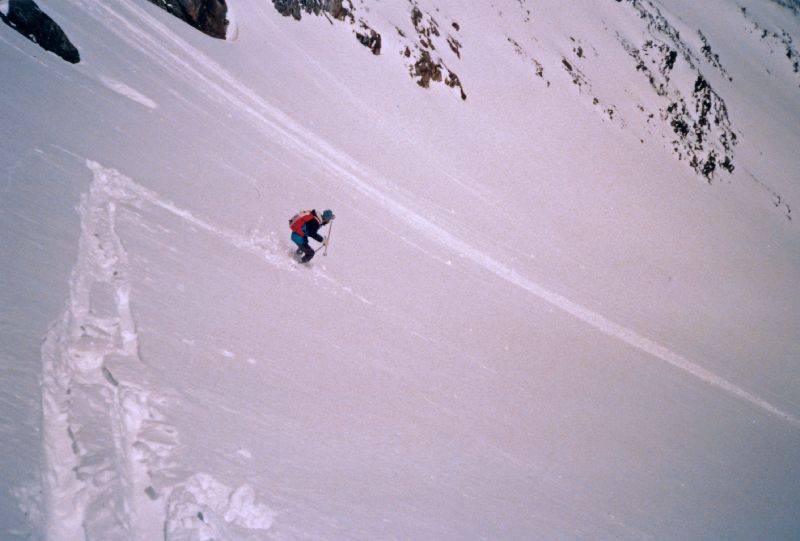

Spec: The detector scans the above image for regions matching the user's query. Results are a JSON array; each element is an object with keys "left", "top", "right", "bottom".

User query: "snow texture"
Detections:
[{"left": 2, "top": 0, "right": 800, "bottom": 539}]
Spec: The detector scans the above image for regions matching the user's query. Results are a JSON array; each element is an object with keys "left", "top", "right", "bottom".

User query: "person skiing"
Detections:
[{"left": 289, "top": 209, "right": 335, "bottom": 263}]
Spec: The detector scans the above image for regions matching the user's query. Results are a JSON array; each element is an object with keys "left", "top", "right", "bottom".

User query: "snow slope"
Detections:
[{"left": 2, "top": 0, "right": 799, "bottom": 538}]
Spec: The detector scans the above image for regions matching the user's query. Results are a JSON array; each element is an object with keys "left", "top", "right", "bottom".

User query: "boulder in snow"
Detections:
[
  {"left": 0, "top": 0, "right": 80, "bottom": 64},
  {"left": 146, "top": 0, "right": 229, "bottom": 40}
]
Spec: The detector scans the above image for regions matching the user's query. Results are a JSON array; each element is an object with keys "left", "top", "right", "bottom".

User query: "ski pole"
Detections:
[{"left": 323, "top": 220, "right": 334, "bottom": 256}]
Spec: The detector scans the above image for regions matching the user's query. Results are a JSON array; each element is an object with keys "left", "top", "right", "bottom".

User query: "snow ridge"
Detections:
[
  {"left": 41, "top": 160, "right": 177, "bottom": 539},
  {"left": 40, "top": 161, "right": 276, "bottom": 539}
]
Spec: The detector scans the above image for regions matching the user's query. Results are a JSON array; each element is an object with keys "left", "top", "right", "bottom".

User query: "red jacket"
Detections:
[{"left": 290, "top": 210, "right": 324, "bottom": 242}]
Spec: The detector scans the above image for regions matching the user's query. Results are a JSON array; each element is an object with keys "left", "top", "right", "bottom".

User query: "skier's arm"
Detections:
[{"left": 306, "top": 220, "right": 325, "bottom": 243}]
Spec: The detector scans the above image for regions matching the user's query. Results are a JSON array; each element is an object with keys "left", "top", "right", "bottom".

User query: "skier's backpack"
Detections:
[{"left": 289, "top": 210, "right": 315, "bottom": 235}]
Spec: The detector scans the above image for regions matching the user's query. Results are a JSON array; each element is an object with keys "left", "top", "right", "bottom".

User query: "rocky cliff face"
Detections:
[
  {"left": 613, "top": 0, "right": 737, "bottom": 180},
  {"left": 0, "top": 0, "right": 80, "bottom": 63},
  {"left": 404, "top": 3, "right": 467, "bottom": 100},
  {"left": 146, "top": 0, "right": 228, "bottom": 39},
  {"left": 272, "top": 0, "right": 349, "bottom": 21}
]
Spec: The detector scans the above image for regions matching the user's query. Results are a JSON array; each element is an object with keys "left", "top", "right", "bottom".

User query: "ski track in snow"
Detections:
[
  {"left": 79, "top": 157, "right": 369, "bottom": 303},
  {"left": 72, "top": 0, "right": 800, "bottom": 429},
  {"left": 97, "top": 75, "right": 158, "bottom": 109},
  {"left": 40, "top": 161, "right": 277, "bottom": 539}
]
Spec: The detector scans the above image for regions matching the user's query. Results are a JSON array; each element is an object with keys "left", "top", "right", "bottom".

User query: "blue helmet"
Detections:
[{"left": 322, "top": 209, "right": 335, "bottom": 221}]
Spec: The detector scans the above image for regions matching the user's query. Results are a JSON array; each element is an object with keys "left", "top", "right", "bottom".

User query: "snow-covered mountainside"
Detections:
[{"left": 2, "top": 0, "right": 799, "bottom": 538}]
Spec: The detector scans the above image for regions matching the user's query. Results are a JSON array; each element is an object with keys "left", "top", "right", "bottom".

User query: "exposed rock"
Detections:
[
  {"left": 698, "top": 30, "right": 731, "bottom": 81},
  {"left": 146, "top": 0, "right": 228, "bottom": 39},
  {"left": 271, "top": 0, "right": 465, "bottom": 101},
  {"left": 561, "top": 57, "right": 588, "bottom": 88},
  {"left": 447, "top": 35, "right": 462, "bottom": 58},
  {"left": 615, "top": 0, "right": 738, "bottom": 180},
  {"left": 0, "top": 0, "right": 80, "bottom": 63},
  {"left": 662, "top": 75, "right": 736, "bottom": 180},
  {"left": 272, "top": 0, "right": 349, "bottom": 22},
  {"left": 272, "top": 0, "right": 370, "bottom": 53},
  {"left": 742, "top": 8, "right": 800, "bottom": 77},
  {"left": 508, "top": 37, "right": 548, "bottom": 83},
  {"left": 413, "top": 50, "right": 443, "bottom": 88},
  {"left": 444, "top": 70, "right": 467, "bottom": 101},
  {"left": 356, "top": 26, "right": 381, "bottom": 55},
  {"left": 411, "top": 49, "right": 466, "bottom": 100},
  {"left": 617, "top": 36, "right": 678, "bottom": 96},
  {"left": 403, "top": 4, "right": 466, "bottom": 100},
  {"left": 410, "top": 5, "right": 440, "bottom": 50}
]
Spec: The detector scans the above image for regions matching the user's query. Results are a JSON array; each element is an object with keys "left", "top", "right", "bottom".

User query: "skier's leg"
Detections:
[
  {"left": 291, "top": 232, "right": 306, "bottom": 255},
  {"left": 299, "top": 243, "right": 315, "bottom": 263}
]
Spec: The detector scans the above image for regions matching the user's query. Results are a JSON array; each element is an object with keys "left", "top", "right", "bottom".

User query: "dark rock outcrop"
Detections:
[
  {"left": 616, "top": 0, "right": 738, "bottom": 180},
  {"left": 271, "top": 0, "right": 466, "bottom": 101},
  {"left": 271, "top": 0, "right": 381, "bottom": 56},
  {"left": 413, "top": 50, "right": 443, "bottom": 88},
  {"left": 0, "top": 0, "right": 80, "bottom": 63},
  {"left": 272, "top": 0, "right": 349, "bottom": 22},
  {"left": 356, "top": 27, "right": 381, "bottom": 55},
  {"left": 405, "top": 4, "right": 467, "bottom": 100},
  {"left": 146, "top": 0, "right": 228, "bottom": 39}
]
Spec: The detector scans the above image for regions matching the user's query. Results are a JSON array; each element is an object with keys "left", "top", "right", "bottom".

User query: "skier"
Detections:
[{"left": 289, "top": 209, "right": 335, "bottom": 263}]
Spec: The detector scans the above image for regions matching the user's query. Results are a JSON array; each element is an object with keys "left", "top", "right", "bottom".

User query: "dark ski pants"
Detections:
[{"left": 292, "top": 233, "right": 315, "bottom": 262}]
